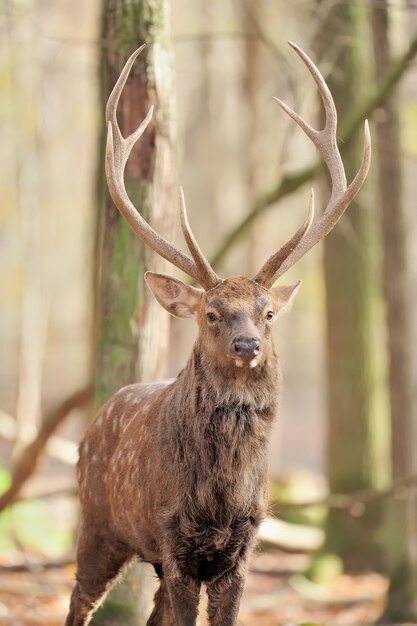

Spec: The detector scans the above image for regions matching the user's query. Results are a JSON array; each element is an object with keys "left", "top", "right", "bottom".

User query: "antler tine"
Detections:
[
  {"left": 179, "top": 188, "right": 221, "bottom": 289},
  {"left": 254, "top": 43, "right": 371, "bottom": 288},
  {"left": 106, "top": 46, "right": 145, "bottom": 131},
  {"left": 288, "top": 41, "right": 337, "bottom": 135},
  {"left": 254, "top": 190, "right": 315, "bottom": 287},
  {"left": 286, "top": 41, "right": 346, "bottom": 197},
  {"left": 106, "top": 46, "right": 155, "bottom": 162},
  {"left": 105, "top": 46, "right": 214, "bottom": 285}
]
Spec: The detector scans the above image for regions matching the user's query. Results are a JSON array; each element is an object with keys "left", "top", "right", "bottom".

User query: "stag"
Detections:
[{"left": 66, "top": 42, "right": 370, "bottom": 626}]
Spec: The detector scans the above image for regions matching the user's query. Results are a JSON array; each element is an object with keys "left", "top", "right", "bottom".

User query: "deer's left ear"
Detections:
[
  {"left": 145, "top": 272, "right": 204, "bottom": 321},
  {"left": 270, "top": 280, "right": 302, "bottom": 317}
]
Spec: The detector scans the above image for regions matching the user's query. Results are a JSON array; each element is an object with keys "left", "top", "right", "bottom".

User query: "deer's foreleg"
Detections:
[
  {"left": 206, "top": 565, "right": 247, "bottom": 626},
  {"left": 147, "top": 579, "right": 176, "bottom": 626},
  {"left": 164, "top": 575, "right": 201, "bottom": 626}
]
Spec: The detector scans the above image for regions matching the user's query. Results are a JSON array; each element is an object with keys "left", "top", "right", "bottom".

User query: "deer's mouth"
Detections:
[{"left": 231, "top": 355, "right": 260, "bottom": 369}]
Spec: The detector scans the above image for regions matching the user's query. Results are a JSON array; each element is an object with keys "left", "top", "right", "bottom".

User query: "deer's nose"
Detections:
[{"left": 233, "top": 335, "right": 260, "bottom": 361}]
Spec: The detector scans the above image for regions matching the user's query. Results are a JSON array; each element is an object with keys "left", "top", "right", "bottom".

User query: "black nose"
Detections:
[{"left": 233, "top": 335, "right": 260, "bottom": 361}]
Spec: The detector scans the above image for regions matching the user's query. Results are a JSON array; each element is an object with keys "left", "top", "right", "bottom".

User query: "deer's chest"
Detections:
[
  {"left": 162, "top": 402, "right": 271, "bottom": 581},
  {"left": 168, "top": 510, "right": 259, "bottom": 582}
]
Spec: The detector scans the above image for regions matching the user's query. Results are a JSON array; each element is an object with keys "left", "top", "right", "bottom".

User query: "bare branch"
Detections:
[{"left": 0, "top": 387, "right": 92, "bottom": 513}]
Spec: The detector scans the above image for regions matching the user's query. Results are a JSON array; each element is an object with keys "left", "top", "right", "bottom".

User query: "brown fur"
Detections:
[{"left": 66, "top": 276, "right": 300, "bottom": 626}]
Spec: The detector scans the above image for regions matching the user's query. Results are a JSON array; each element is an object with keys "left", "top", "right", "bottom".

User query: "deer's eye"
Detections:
[
  {"left": 265, "top": 311, "right": 274, "bottom": 321},
  {"left": 207, "top": 312, "right": 218, "bottom": 323}
]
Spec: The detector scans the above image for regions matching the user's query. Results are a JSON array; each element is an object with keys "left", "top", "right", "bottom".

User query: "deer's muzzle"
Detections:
[{"left": 232, "top": 335, "right": 261, "bottom": 362}]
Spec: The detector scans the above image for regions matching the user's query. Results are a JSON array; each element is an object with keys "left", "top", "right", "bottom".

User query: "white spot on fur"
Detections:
[{"left": 96, "top": 416, "right": 103, "bottom": 427}]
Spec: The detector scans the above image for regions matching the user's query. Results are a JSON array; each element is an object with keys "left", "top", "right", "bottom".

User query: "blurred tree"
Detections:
[
  {"left": 371, "top": 0, "right": 417, "bottom": 619},
  {"left": 91, "top": 0, "right": 176, "bottom": 623},
  {"left": 315, "top": 0, "right": 384, "bottom": 573},
  {"left": 241, "top": 0, "right": 261, "bottom": 276}
]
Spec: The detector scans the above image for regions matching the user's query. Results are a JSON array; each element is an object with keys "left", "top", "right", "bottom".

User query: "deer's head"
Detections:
[
  {"left": 145, "top": 273, "right": 300, "bottom": 371},
  {"left": 105, "top": 43, "right": 370, "bottom": 372}
]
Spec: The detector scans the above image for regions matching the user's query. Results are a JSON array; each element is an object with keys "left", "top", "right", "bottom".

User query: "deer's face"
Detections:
[{"left": 145, "top": 273, "right": 300, "bottom": 371}]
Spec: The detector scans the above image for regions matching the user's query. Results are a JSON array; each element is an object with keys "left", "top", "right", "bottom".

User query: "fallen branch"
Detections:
[
  {"left": 0, "top": 386, "right": 93, "bottom": 513},
  {"left": 270, "top": 473, "right": 417, "bottom": 515},
  {"left": 15, "top": 485, "right": 78, "bottom": 503},
  {"left": 258, "top": 517, "right": 323, "bottom": 553},
  {"left": 0, "top": 411, "right": 79, "bottom": 465},
  {"left": 209, "top": 33, "right": 417, "bottom": 269},
  {"left": 0, "top": 555, "right": 75, "bottom": 573}
]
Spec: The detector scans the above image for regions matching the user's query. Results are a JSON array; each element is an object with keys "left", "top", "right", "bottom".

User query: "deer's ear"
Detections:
[
  {"left": 145, "top": 272, "right": 204, "bottom": 321},
  {"left": 270, "top": 280, "right": 301, "bottom": 317}
]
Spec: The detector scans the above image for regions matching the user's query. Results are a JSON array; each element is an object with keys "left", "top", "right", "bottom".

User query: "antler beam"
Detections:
[
  {"left": 105, "top": 45, "right": 221, "bottom": 291},
  {"left": 253, "top": 41, "right": 371, "bottom": 288}
]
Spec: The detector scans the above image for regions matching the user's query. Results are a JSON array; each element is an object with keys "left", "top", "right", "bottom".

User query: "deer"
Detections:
[{"left": 66, "top": 42, "right": 370, "bottom": 626}]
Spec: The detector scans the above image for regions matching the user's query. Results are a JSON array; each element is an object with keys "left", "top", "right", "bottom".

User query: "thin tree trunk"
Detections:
[
  {"left": 241, "top": 0, "right": 260, "bottom": 276},
  {"left": 316, "top": 0, "right": 383, "bottom": 572},
  {"left": 8, "top": 0, "right": 46, "bottom": 453},
  {"left": 91, "top": 1, "right": 176, "bottom": 623},
  {"left": 371, "top": 1, "right": 416, "bottom": 619}
]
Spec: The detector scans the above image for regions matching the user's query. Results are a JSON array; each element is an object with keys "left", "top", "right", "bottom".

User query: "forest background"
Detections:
[{"left": 1, "top": 0, "right": 417, "bottom": 624}]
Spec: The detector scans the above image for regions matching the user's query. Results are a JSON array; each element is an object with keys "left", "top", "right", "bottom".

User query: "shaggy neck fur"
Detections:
[{"left": 159, "top": 341, "right": 282, "bottom": 523}]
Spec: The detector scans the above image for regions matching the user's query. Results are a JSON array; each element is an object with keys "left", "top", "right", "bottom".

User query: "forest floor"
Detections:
[{"left": 0, "top": 550, "right": 389, "bottom": 626}]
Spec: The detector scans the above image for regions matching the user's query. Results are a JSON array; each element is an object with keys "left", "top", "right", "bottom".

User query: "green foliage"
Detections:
[
  {"left": 402, "top": 101, "right": 417, "bottom": 158},
  {"left": 306, "top": 554, "right": 343, "bottom": 587},
  {"left": 92, "top": 599, "right": 135, "bottom": 622},
  {"left": 0, "top": 467, "right": 72, "bottom": 557},
  {"left": 0, "top": 467, "right": 12, "bottom": 493}
]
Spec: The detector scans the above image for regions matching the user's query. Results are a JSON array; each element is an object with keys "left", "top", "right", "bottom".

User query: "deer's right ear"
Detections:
[{"left": 145, "top": 272, "right": 204, "bottom": 321}]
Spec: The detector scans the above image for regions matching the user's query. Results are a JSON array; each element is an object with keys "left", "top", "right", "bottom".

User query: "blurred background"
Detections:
[{"left": 1, "top": 0, "right": 417, "bottom": 624}]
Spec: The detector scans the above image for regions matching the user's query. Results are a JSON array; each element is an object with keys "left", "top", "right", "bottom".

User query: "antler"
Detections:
[
  {"left": 105, "top": 45, "right": 221, "bottom": 290},
  {"left": 253, "top": 42, "right": 371, "bottom": 289}
]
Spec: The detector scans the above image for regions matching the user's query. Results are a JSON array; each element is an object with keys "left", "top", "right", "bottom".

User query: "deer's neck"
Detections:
[
  {"left": 167, "top": 342, "right": 281, "bottom": 439},
  {"left": 161, "top": 344, "right": 281, "bottom": 517}
]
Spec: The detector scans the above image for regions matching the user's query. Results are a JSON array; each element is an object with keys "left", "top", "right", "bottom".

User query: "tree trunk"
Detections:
[
  {"left": 316, "top": 0, "right": 384, "bottom": 573},
  {"left": 371, "top": 1, "right": 417, "bottom": 619},
  {"left": 91, "top": 0, "right": 176, "bottom": 623}
]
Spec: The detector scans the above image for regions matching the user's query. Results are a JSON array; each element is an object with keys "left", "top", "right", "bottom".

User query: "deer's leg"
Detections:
[
  {"left": 163, "top": 575, "right": 201, "bottom": 626},
  {"left": 206, "top": 566, "right": 247, "bottom": 626},
  {"left": 147, "top": 579, "right": 176, "bottom": 626},
  {"left": 65, "top": 525, "right": 133, "bottom": 626}
]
